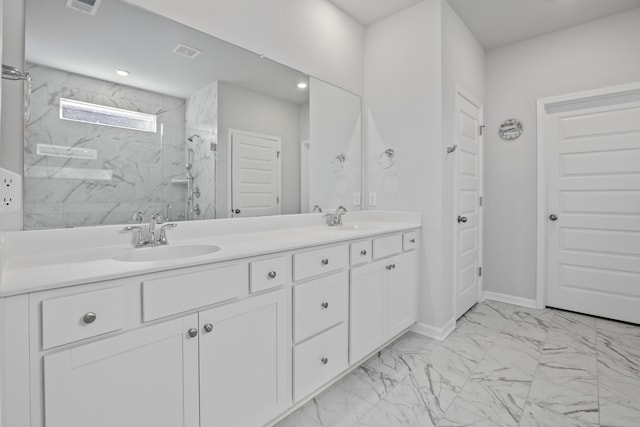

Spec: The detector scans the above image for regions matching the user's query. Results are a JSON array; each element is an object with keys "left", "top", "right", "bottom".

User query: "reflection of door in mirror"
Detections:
[{"left": 230, "top": 130, "right": 281, "bottom": 218}]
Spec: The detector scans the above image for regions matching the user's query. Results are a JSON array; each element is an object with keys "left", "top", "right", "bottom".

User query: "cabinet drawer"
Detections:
[
  {"left": 403, "top": 231, "right": 418, "bottom": 251},
  {"left": 293, "top": 271, "right": 348, "bottom": 343},
  {"left": 294, "top": 323, "right": 348, "bottom": 401},
  {"left": 250, "top": 256, "right": 287, "bottom": 293},
  {"left": 372, "top": 234, "right": 402, "bottom": 260},
  {"left": 293, "top": 245, "right": 348, "bottom": 281},
  {"left": 350, "top": 240, "right": 372, "bottom": 266},
  {"left": 42, "top": 287, "right": 125, "bottom": 350},
  {"left": 142, "top": 263, "right": 248, "bottom": 322}
]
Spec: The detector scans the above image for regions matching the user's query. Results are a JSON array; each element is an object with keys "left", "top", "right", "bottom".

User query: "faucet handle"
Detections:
[
  {"left": 124, "top": 225, "right": 145, "bottom": 247},
  {"left": 133, "top": 211, "right": 144, "bottom": 223},
  {"left": 158, "top": 223, "right": 177, "bottom": 245},
  {"left": 152, "top": 212, "right": 163, "bottom": 224}
]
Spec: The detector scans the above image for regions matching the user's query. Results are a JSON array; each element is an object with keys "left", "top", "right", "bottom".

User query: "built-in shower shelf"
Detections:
[{"left": 170, "top": 178, "right": 188, "bottom": 185}]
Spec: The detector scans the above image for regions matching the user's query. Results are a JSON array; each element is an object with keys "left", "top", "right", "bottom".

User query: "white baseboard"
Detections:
[
  {"left": 483, "top": 291, "right": 538, "bottom": 309},
  {"left": 410, "top": 319, "right": 456, "bottom": 341}
]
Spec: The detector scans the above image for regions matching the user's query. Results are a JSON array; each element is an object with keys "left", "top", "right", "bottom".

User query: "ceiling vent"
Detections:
[
  {"left": 172, "top": 44, "right": 202, "bottom": 59},
  {"left": 66, "top": 0, "right": 102, "bottom": 16}
]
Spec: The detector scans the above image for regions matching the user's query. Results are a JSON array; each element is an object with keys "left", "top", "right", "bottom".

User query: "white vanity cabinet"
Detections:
[
  {"left": 199, "top": 289, "right": 288, "bottom": 427},
  {"left": 43, "top": 314, "right": 200, "bottom": 427},
  {"left": 350, "top": 235, "right": 418, "bottom": 364},
  {"left": 3, "top": 223, "right": 421, "bottom": 427}
]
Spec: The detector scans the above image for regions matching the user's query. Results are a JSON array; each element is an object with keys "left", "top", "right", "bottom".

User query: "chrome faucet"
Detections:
[
  {"left": 124, "top": 211, "right": 178, "bottom": 247},
  {"left": 147, "top": 213, "right": 162, "bottom": 244},
  {"left": 326, "top": 205, "right": 347, "bottom": 226}
]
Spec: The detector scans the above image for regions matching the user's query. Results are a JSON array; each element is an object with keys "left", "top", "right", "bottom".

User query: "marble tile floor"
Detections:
[{"left": 275, "top": 300, "right": 640, "bottom": 427}]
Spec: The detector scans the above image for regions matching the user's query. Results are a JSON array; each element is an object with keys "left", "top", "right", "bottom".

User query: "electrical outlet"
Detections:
[
  {"left": 353, "top": 192, "right": 361, "bottom": 206},
  {"left": 368, "top": 192, "right": 377, "bottom": 207},
  {"left": 0, "top": 167, "right": 22, "bottom": 214}
]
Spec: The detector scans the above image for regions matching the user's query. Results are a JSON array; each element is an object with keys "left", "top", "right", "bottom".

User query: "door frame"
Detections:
[
  {"left": 452, "top": 86, "right": 484, "bottom": 319},
  {"left": 228, "top": 129, "right": 282, "bottom": 218},
  {"left": 535, "top": 82, "right": 640, "bottom": 309}
]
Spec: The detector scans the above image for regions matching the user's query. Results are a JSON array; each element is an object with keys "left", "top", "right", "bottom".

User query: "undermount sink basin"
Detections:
[
  {"left": 113, "top": 244, "right": 221, "bottom": 262},
  {"left": 330, "top": 224, "right": 383, "bottom": 232}
]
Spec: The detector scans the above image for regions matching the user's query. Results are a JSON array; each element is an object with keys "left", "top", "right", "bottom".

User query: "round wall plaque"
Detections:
[{"left": 498, "top": 119, "right": 523, "bottom": 140}]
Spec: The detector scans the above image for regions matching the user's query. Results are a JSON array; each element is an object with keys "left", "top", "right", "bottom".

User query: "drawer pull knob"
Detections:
[
  {"left": 321, "top": 258, "right": 329, "bottom": 266},
  {"left": 321, "top": 357, "right": 329, "bottom": 365},
  {"left": 321, "top": 302, "right": 329, "bottom": 310},
  {"left": 203, "top": 324, "right": 214, "bottom": 333},
  {"left": 360, "top": 249, "right": 367, "bottom": 256},
  {"left": 410, "top": 239, "right": 416, "bottom": 243},
  {"left": 188, "top": 328, "right": 198, "bottom": 338},
  {"left": 82, "top": 312, "right": 97, "bottom": 324},
  {"left": 267, "top": 271, "right": 277, "bottom": 279},
  {"left": 392, "top": 264, "right": 396, "bottom": 269}
]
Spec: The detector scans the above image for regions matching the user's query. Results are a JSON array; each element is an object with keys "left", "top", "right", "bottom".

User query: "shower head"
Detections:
[{"left": 187, "top": 134, "right": 200, "bottom": 143}]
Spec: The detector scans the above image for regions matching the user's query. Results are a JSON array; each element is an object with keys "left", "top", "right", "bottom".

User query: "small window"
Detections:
[{"left": 59, "top": 98, "right": 157, "bottom": 133}]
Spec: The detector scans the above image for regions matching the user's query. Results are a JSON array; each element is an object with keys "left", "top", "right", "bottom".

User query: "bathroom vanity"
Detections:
[{"left": 0, "top": 211, "right": 420, "bottom": 427}]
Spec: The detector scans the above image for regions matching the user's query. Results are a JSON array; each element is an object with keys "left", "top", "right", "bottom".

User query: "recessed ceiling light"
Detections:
[
  {"left": 297, "top": 82, "right": 308, "bottom": 89},
  {"left": 116, "top": 69, "right": 129, "bottom": 77}
]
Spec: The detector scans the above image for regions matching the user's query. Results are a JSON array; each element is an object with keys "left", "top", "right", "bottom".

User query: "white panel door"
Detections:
[
  {"left": 44, "top": 315, "right": 199, "bottom": 427},
  {"left": 231, "top": 131, "right": 281, "bottom": 217},
  {"left": 455, "top": 91, "right": 483, "bottom": 319},
  {"left": 546, "top": 101, "right": 640, "bottom": 324}
]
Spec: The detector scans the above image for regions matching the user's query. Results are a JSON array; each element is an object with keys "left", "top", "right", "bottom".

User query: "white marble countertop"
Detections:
[{"left": 0, "top": 211, "right": 421, "bottom": 297}]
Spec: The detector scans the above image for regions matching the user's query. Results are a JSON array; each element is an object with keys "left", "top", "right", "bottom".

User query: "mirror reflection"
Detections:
[{"left": 23, "top": 0, "right": 361, "bottom": 229}]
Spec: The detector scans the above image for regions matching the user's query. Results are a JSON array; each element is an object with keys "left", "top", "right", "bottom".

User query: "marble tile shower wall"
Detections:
[
  {"left": 24, "top": 63, "right": 187, "bottom": 229},
  {"left": 185, "top": 81, "right": 218, "bottom": 220}
]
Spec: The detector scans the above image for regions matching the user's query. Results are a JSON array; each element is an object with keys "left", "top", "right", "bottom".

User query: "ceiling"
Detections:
[
  {"left": 329, "top": 0, "right": 640, "bottom": 49},
  {"left": 448, "top": 0, "right": 640, "bottom": 50},
  {"left": 329, "top": 0, "right": 423, "bottom": 26},
  {"left": 26, "top": 0, "right": 309, "bottom": 103}
]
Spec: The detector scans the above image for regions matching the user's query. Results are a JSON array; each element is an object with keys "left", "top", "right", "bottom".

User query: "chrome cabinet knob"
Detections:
[
  {"left": 187, "top": 328, "right": 198, "bottom": 338},
  {"left": 457, "top": 216, "right": 468, "bottom": 223},
  {"left": 549, "top": 214, "right": 558, "bottom": 221},
  {"left": 320, "top": 357, "right": 328, "bottom": 365},
  {"left": 203, "top": 324, "right": 213, "bottom": 333},
  {"left": 82, "top": 312, "right": 97, "bottom": 324},
  {"left": 267, "top": 271, "right": 277, "bottom": 279},
  {"left": 321, "top": 258, "right": 329, "bottom": 266},
  {"left": 360, "top": 249, "right": 367, "bottom": 256},
  {"left": 321, "top": 302, "right": 329, "bottom": 310}
]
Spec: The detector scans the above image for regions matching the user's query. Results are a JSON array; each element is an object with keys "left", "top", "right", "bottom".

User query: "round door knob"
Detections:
[
  {"left": 82, "top": 312, "right": 97, "bottom": 324},
  {"left": 549, "top": 214, "right": 558, "bottom": 221},
  {"left": 391, "top": 264, "right": 396, "bottom": 269},
  {"left": 321, "top": 258, "right": 329, "bottom": 266},
  {"left": 410, "top": 239, "right": 416, "bottom": 243},
  {"left": 234, "top": 209, "right": 241, "bottom": 214},
  {"left": 386, "top": 265, "right": 392, "bottom": 270},
  {"left": 321, "top": 302, "right": 329, "bottom": 310},
  {"left": 203, "top": 324, "right": 214, "bottom": 333},
  {"left": 360, "top": 249, "right": 367, "bottom": 256},
  {"left": 267, "top": 271, "right": 277, "bottom": 279},
  {"left": 457, "top": 216, "right": 468, "bottom": 223},
  {"left": 320, "top": 357, "right": 328, "bottom": 365},
  {"left": 187, "top": 328, "right": 198, "bottom": 338}
]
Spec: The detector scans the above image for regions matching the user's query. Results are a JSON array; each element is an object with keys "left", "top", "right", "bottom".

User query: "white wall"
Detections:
[
  {"left": 217, "top": 82, "right": 302, "bottom": 218},
  {"left": 484, "top": 8, "right": 640, "bottom": 301},
  {"left": 364, "top": 0, "right": 448, "bottom": 330},
  {"left": 125, "top": 0, "right": 364, "bottom": 95},
  {"left": 441, "top": 1, "right": 485, "bottom": 313},
  {"left": 308, "top": 77, "right": 361, "bottom": 213}
]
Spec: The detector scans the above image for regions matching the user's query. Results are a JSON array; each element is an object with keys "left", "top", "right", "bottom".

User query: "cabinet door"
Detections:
[
  {"left": 349, "top": 260, "right": 386, "bottom": 364},
  {"left": 44, "top": 314, "right": 199, "bottom": 427},
  {"left": 387, "top": 251, "right": 418, "bottom": 337},
  {"left": 199, "top": 289, "right": 288, "bottom": 427}
]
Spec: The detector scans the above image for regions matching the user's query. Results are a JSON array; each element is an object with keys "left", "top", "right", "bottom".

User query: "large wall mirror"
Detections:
[{"left": 23, "top": 0, "right": 362, "bottom": 229}]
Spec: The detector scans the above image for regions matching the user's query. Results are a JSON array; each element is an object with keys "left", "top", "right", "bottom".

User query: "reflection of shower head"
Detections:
[{"left": 187, "top": 134, "right": 200, "bottom": 143}]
